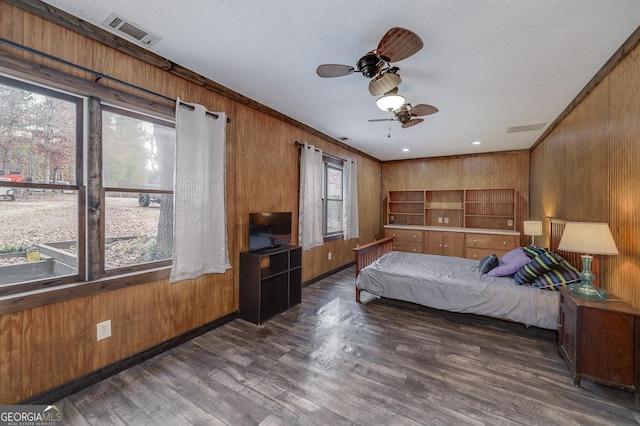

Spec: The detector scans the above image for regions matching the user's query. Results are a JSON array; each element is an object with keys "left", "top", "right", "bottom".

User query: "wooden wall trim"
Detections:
[
  {"left": 382, "top": 149, "right": 530, "bottom": 165},
  {"left": 5, "top": 0, "right": 379, "bottom": 163},
  {"left": 531, "top": 24, "right": 640, "bottom": 151}
]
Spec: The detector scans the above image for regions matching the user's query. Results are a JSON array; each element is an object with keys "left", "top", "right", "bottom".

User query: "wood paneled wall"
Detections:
[
  {"left": 0, "top": 2, "right": 381, "bottom": 403},
  {"left": 382, "top": 151, "right": 530, "bottom": 245},
  {"left": 530, "top": 40, "right": 640, "bottom": 308}
]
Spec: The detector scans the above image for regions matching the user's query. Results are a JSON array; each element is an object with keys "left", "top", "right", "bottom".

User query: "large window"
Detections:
[
  {"left": 323, "top": 158, "right": 343, "bottom": 238},
  {"left": 0, "top": 75, "right": 175, "bottom": 288}
]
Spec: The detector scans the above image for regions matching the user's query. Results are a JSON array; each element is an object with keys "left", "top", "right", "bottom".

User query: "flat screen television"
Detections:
[{"left": 249, "top": 212, "right": 292, "bottom": 252}]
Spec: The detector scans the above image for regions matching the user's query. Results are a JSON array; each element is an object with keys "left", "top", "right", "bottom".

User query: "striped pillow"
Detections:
[
  {"left": 532, "top": 261, "right": 581, "bottom": 290},
  {"left": 522, "top": 244, "right": 548, "bottom": 259},
  {"left": 514, "top": 251, "right": 562, "bottom": 284}
]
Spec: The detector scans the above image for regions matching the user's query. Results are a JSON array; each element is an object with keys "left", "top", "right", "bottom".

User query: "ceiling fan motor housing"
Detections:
[{"left": 357, "top": 53, "right": 383, "bottom": 78}]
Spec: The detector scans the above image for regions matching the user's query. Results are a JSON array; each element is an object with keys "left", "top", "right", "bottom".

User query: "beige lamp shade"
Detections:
[
  {"left": 523, "top": 221, "right": 543, "bottom": 236},
  {"left": 557, "top": 222, "right": 619, "bottom": 255}
]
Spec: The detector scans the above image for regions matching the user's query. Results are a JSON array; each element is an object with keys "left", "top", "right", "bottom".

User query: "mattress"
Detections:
[{"left": 356, "top": 251, "right": 560, "bottom": 330}]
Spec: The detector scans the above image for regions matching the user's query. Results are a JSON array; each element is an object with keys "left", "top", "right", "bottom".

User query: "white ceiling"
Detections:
[{"left": 42, "top": 1, "right": 640, "bottom": 161}]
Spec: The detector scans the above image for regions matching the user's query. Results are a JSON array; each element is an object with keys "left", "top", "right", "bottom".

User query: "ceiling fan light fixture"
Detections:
[{"left": 376, "top": 93, "right": 405, "bottom": 111}]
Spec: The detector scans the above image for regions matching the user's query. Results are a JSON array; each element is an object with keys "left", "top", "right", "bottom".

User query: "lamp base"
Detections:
[{"left": 567, "top": 283, "right": 608, "bottom": 301}]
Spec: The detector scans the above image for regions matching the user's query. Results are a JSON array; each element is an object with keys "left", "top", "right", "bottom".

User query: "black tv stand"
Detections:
[{"left": 239, "top": 246, "right": 302, "bottom": 324}]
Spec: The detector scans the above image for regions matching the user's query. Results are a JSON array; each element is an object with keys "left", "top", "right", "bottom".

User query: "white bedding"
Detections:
[{"left": 356, "top": 251, "right": 560, "bottom": 330}]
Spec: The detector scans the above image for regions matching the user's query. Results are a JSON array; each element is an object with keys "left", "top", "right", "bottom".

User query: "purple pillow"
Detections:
[{"left": 487, "top": 247, "right": 531, "bottom": 277}]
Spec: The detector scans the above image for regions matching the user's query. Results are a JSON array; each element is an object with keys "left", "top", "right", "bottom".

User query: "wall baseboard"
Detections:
[
  {"left": 20, "top": 311, "right": 238, "bottom": 405},
  {"left": 302, "top": 261, "right": 354, "bottom": 288}
]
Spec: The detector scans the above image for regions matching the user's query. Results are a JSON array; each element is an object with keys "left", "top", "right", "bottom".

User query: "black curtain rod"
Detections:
[
  {"left": 294, "top": 141, "right": 353, "bottom": 163},
  {"left": 0, "top": 37, "right": 231, "bottom": 123}
]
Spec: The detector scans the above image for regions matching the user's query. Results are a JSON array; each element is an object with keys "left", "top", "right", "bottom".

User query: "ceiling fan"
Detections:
[
  {"left": 369, "top": 102, "right": 439, "bottom": 128},
  {"left": 316, "top": 27, "right": 423, "bottom": 96}
]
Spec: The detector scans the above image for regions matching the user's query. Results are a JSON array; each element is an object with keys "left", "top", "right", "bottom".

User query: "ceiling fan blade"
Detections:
[
  {"left": 377, "top": 27, "right": 424, "bottom": 63},
  {"left": 368, "top": 118, "right": 396, "bottom": 122},
  {"left": 369, "top": 72, "right": 401, "bottom": 96},
  {"left": 410, "top": 104, "right": 439, "bottom": 116},
  {"left": 316, "top": 64, "right": 355, "bottom": 78},
  {"left": 401, "top": 118, "right": 424, "bottom": 128}
]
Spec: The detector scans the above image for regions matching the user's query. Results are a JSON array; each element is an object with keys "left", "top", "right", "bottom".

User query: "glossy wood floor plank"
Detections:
[{"left": 58, "top": 266, "right": 640, "bottom": 425}]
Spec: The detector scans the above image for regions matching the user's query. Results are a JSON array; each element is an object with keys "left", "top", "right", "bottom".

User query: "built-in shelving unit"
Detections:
[
  {"left": 464, "top": 189, "right": 515, "bottom": 230},
  {"left": 387, "top": 190, "right": 425, "bottom": 226},
  {"left": 387, "top": 189, "right": 516, "bottom": 231}
]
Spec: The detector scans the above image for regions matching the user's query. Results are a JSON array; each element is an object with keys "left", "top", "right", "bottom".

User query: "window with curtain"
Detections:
[
  {"left": 0, "top": 73, "right": 177, "bottom": 289},
  {"left": 323, "top": 157, "right": 344, "bottom": 239}
]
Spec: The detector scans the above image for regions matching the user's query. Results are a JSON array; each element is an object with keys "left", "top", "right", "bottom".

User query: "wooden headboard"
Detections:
[{"left": 549, "top": 217, "right": 599, "bottom": 286}]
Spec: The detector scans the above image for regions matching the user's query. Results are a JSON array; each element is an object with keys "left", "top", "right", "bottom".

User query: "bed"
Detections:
[{"left": 353, "top": 219, "right": 580, "bottom": 330}]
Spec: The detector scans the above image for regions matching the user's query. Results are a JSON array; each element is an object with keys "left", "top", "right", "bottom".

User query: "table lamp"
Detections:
[
  {"left": 523, "top": 220, "right": 543, "bottom": 245},
  {"left": 557, "top": 222, "right": 619, "bottom": 301}
]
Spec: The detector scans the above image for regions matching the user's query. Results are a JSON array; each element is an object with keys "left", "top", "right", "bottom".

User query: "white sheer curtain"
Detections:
[
  {"left": 170, "top": 99, "right": 230, "bottom": 283},
  {"left": 343, "top": 159, "right": 359, "bottom": 239},
  {"left": 298, "top": 142, "right": 324, "bottom": 251}
]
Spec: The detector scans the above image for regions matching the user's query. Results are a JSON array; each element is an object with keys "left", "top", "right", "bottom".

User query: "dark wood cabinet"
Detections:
[
  {"left": 239, "top": 246, "right": 302, "bottom": 325},
  {"left": 558, "top": 288, "right": 640, "bottom": 400}
]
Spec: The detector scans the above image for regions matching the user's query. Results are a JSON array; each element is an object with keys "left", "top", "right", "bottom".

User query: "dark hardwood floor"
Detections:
[{"left": 58, "top": 266, "right": 640, "bottom": 425}]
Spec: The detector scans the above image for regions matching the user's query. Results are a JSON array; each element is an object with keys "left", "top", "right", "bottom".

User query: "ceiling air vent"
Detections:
[
  {"left": 506, "top": 123, "right": 546, "bottom": 134},
  {"left": 102, "top": 13, "right": 161, "bottom": 46}
]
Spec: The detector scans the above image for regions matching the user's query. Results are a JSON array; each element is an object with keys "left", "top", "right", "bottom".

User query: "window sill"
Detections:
[
  {"left": 0, "top": 267, "right": 171, "bottom": 316},
  {"left": 323, "top": 234, "right": 344, "bottom": 242}
]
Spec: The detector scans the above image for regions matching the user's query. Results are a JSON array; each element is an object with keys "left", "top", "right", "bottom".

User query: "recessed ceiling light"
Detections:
[
  {"left": 472, "top": 141, "right": 482, "bottom": 145},
  {"left": 402, "top": 148, "right": 410, "bottom": 152}
]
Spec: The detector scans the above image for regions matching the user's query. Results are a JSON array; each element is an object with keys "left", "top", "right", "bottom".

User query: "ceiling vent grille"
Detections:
[
  {"left": 102, "top": 13, "right": 161, "bottom": 46},
  {"left": 506, "top": 123, "right": 546, "bottom": 134}
]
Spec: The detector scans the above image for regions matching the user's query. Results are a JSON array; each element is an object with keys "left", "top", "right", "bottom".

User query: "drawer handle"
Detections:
[
  {"left": 444, "top": 245, "right": 448, "bottom": 248},
  {"left": 439, "top": 244, "right": 442, "bottom": 247},
  {"left": 473, "top": 239, "right": 477, "bottom": 243},
  {"left": 502, "top": 241, "right": 506, "bottom": 245},
  {"left": 413, "top": 248, "right": 417, "bottom": 252},
  {"left": 413, "top": 235, "right": 417, "bottom": 238}
]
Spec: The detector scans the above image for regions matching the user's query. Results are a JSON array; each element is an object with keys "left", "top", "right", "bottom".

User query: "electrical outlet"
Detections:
[
  {"left": 97, "top": 319, "right": 111, "bottom": 341},
  {"left": 444, "top": 217, "right": 449, "bottom": 224},
  {"left": 390, "top": 215, "right": 395, "bottom": 223},
  {"left": 508, "top": 219, "right": 513, "bottom": 227},
  {"left": 438, "top": 217, "right": 443, "bottom": 223},
  {"left": 328, "top": 252, "right": 332, "bottom": 260}
]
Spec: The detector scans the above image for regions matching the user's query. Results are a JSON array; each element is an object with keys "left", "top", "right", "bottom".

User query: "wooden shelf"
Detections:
[{"left": 387, "top": 189, "right": 516, "bottom": 230}]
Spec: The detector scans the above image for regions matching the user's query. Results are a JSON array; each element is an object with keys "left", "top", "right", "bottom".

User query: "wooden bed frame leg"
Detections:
[{"left": 356, "top": 287, "right": 361, "bottom": 303}]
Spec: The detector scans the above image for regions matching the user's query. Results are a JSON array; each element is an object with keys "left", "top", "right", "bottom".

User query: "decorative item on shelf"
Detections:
[
  {"left": 557, "top": 222, "right": 619, "bottom": 301},
  {"left": 523, "top": 220, "right": 543, "bottom": 245}
]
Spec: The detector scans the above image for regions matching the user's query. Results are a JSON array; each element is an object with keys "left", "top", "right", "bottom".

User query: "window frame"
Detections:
[
  {"left": 98, "top": 104, "right": 175, "bottom": 277},
  {"left": 0, "top": 74, "right": 86, "bottom": 287},
  {"left": 0, "top": 72, "right": 177, "bottom": 293},
  {"left": 322, "top": 156, "right": 344, "bottom": 241}
]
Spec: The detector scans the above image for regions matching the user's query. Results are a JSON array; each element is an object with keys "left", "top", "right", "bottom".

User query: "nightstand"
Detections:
[{"left": 558, "top": 287, "right": 640, "bottom": 400}]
